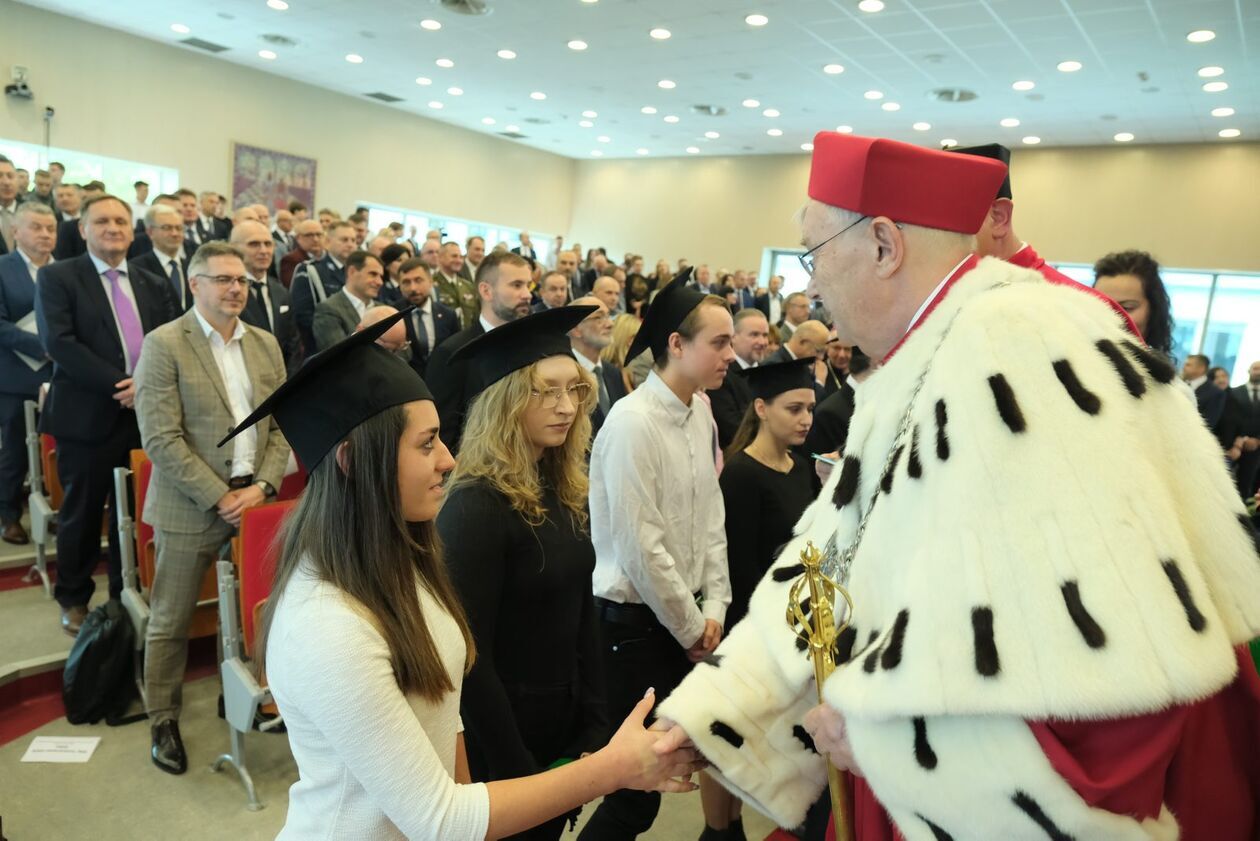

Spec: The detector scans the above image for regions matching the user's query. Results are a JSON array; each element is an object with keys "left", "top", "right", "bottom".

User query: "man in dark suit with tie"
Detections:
[
  {"left": 395, "top": 257, "right": 458, "bottom": 378},
  {"left": 290, "top": 220, "right": 357, "bottom": 355},
  {"left": 731, "top": 272, "right": 756, "bottom": 312},
  {"left": 1230, "top": 360, "right": 1260, "bottom": 499},
  {"left": 34, "top": 195, "right": 179, "bottom": 634},
  {"left": 533, "top": 270, "right": 570, "bottom": 314},
  {"left": 510, "top": 231, "right": 537, "bottom": 261},
  {"left": 707, "top": 308, "right": 769, "bottom": 448},
  {"left": 568, "top": 296, "right": 627, "bottom": 436},
  {"left": 231, "top": 221, "right": 301, "bottom": 374},
  {"left": 195, "top": 191, "right": 230, "bottom": 243},
  {"left": 174, "top": 189, "right": 203, "bottom": 246},
  {"left": 130, "top": 204, "right": 194, "bottom": 312},
  {"left": 427, "top": 251, "right": 535, "bottom": 453},
  {"left": 1183, "top": 354, "right": 1233, "bottom": 450},
  {"left": 0, "top": 203, "right": 57, "bottom": 544},
  {"left": 53, "top": 183, "right": 83, "bottom": 226}
]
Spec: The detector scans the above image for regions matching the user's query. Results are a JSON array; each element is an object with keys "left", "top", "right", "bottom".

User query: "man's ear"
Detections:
[
  {"left": 870, "top": 217, "right": 905, "bottom": 279},
  {"left": 988, "top": 198, "right": 1014, "bottom": 238}
]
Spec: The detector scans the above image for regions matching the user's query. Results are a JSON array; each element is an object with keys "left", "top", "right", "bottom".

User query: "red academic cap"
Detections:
[{"left": 807, "top": 132, "right": 1008, "bottom": 234}]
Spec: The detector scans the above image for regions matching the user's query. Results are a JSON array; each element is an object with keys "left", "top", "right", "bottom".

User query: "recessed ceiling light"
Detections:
[
  {"left": 1113, "top": 132, "right": 1134, "bottom": 142},
  {"left": 415, "top": 76, "right": 432, "bottom": 86},
  {"left": 582, "top": 110, "right": 598, "bottom": 118},
  {"left": 686, "top": 146, "right": 701, "bottom": 153},
  {"left": 1012, "top": 80, "right": 1035, "bottom": 91},
  {"left": 481, "top": 117, "right": 496, "bottom": 125},
  {"left": 1198, "top": 66, "right": 1225, "bottom": 78},
  {"left": 1000, "top": 117, "right": 1021, "bottom": 127},
  {"left": 882, "top": 102, "right": 901, "bottom": 111},
  {"left": 578, "top": 120, "right": 594, "bottom": 128},
  {"left": 267, "top": 0, "right": 288, "bottom": 9},
  {"left": 420, "top": 19, "right": 442, "bottom": 31},
  {"left": 704, "top": 131, "right": 720, "bottom": 139},
  {"left": 428, "top": 101, "right": 443, "bottom": 109},
  {"left": 823, "top": 63, "right": 845, "bottom": 75},
  {"left": 1022, "top": 136, "right": 1041, "bottom": 144},
  {"left": 505, "top": 124, "right": 520, "bottom": 132},
  {"left": 864, "top": 90, "right": 884, "bottom": 100},
  {"left": 940, "top": 137, "right": 957, "bottom": 146},
  {"left": 1219, "top": 128, "right": 1241, "bottom": 138},
  {"left": 763, "top": 108, "right": 780, "bottom": 117},
  {"left": 858, "top": 0, "right": 885, "bottom": 11},
  {"left": 1211, "top": 106, "right": 1235, "bottom": 117},
  {"left": 170, "top": 23, "right": 190, "bottom": 34},
  {"left": 658, "top": 79, "right": 676, "bottom": 89},
  {"left": 346, "top": 53, "right": 364, "bottom": 64},
  {"left": 1186, "top": 29, "right": 1216, "bottom": 43},
  {"left": 913, "top": 121, "right": 930, "bottom": 130},
  {"left": 663, "top": 115, "right": 680, "bottom": 123},
  {"left": 837, "top": 125, "right": 854, "bottom": 133},
  {"left": 1202, "top": 81, "right": 1228, "bottom": 92},
  {"left": 641, "top": 105, "right": 658, "bottom": 114},
  {"left": 745, "top": 14, "right": 769, "bottom": 26},
  {"left": 530, "top": 91, "right": 547, "bottom": 100},
  {"left": 650, "top": 28, "right": 671, "bottom": 40},
  {"left": 1057, "top": 60, "right": 1082, "bottom": 72},
  {"left": 591, "top": 150, "right": 603, "bottom": 156},
  {"left": 637, "top": 148, "right": 650, "bottom": 155},
  {"left": 767, "top": 128, "right": 783, "bottom": 136},
  {"left": 801, "top": 142, "right": 814, "bottom": 151},
  {"left": 742, "top": 98, "right": 761, "bottom": 108},
  {"left": 258, "top": 49, "right": 277, "bottom": 60},
  {"left": 597, "top": 135, "right": 611, "bottom": 142},
  {"left": 497, "top": 49, "right": 517, "bottom": 60},
  {"left": 436, "top": 58, "right": 454, "bottom": 68},
  {"left": 568, "top": 39, "right": 588, "bottom": 51}
]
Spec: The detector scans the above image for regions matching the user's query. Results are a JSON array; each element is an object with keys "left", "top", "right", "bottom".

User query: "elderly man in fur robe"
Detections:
[{"left": 657, "top": 132, "right": 1260, "bottom": 841}]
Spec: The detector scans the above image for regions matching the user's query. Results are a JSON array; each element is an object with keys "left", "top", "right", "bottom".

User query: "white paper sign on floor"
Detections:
[{"left": 20, "top": 736, "right": 101, "bottom": 763}]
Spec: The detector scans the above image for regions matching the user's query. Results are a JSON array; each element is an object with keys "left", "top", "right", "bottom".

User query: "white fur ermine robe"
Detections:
[{"left": 658, "top": 257, "right": 1260, "bottom": 840}]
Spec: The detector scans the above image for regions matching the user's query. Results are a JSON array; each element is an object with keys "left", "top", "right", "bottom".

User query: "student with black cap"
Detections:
[
  {"left": 581, "top": 269, "right": 734, "bottom": 841},
  {"left": 438, "top": 305, "right": 609, "bottom": 841},
  {"left": 220, "top": 311, "right": 703, "bottom": 840}
]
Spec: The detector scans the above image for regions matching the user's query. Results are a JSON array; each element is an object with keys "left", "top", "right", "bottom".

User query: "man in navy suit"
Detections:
[
  {"left": 0, "top": 203, "right": 57, "bottom": 544},
  {"left": 1229, "top": 361, "right": 1260, "bottom": 500},
  {"left": 232, "top": 221, "right": 302, "bottom": 374},
  {"left": 1183, "top": 354, "right": 1234, "bottom": 450},
  {"left": 396, "top": 257, "right": 458, "bottom": 378},
  {"left": 510, "top": 231, "right": 538, "bottom": 261},
  {"left": 568, "top": 296, "right": 627, "bottom": 436},
  {"left": 130, "top": 203, "right": 194, "bottom": 312},
  {"left": 290, "top": 220, "right": 357, "bottom": 354},
  {"left": 0, "top": 156, "right": 19, "bottom": 256},
  {"left": 194, "top": 191, "right": 230, "bottom": 243},
  {"left": 34, "top": 195, "right": 179, "bottom": 634}
]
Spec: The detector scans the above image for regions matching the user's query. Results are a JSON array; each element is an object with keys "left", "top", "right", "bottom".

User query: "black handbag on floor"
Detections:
[{"left": 62, "top": 600, "right": 145, "bottom": 726}]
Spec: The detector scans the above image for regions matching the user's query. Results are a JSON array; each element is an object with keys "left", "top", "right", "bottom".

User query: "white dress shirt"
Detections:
[
  {"left": 768, "top": 294, "right": 782, "bottom": 325},
  {"left": 342, "top": 286, "right": 369, "bottom": 320},
  {"left": 156, "top": 247, "right": 187, "bottom": 307},
  {"left": 193, "top": 308, "right": 256, "bottom": 477},
  {"left": 89, "top": 252, "right": 141, "bottom": 374},
  {"left": 734, "top": 355, "right": 754, "bottom": 370},
  {"left": 17, "top": 247, "right": 52, "bottom": 283},
  {"left": 478, "top": 314, "right": 498, "bottom": 334},
  {"left": 590, "top": 370, "right": 732, "bottom": 646},
  {"left": 1186, "top": 375, "right": 1208, "bottom": 391}
]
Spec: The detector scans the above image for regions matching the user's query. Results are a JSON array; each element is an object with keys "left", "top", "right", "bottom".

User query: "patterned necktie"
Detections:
[{"left": 105, "top": 268, "right": 145, "bottom": 371}]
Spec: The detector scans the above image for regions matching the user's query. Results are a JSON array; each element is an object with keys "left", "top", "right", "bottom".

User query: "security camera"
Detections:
[
  {"left": 4, "top": 80, "right": 33, "bottom": 100},
  {"left": 44, "top": 106, "right": 54, "bottom": 121}
]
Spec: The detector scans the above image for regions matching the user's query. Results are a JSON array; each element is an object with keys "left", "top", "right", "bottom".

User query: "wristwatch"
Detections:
[{"left": 255, "top": 479, "right": 276, "bottom": 498}]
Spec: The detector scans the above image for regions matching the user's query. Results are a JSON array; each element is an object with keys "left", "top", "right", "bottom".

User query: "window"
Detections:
[
  {"left": 0, "top": 137, "right": 179, "bottom": 197},
  {"left": 761, "top": 248, "right": 810, "bottom": 296},
  {"left": 360, "top": 200, "right": 548, "bottom": 261}
]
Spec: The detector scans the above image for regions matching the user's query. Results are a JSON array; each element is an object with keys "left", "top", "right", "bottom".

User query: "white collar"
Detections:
[
  {"left": 1187, "top": 375, "right": 1208, "bottom": 390},
  {"left": 192, "top": 306, "right": 246, "bottom": 343},
  {"left": 0, "top": 199, "right": 17, "bottom": 213},
  {"left": 573, "top": 346, "right": 600, "bottom": 372},
  {"left": 158, "top": 246, "right": 184, "bottom": 264},
  {"left": 16, "top": 247, "right": 52, "bottom": 271},
  {"left": 735, "top": 355, "right": 754, "bottom": 370},
  {"left": 846, "top": 373, "right": 860, "bottom": 391},
  {"left": 479, "top": 314, "right": 498, "bottom": 333},
  {"left": 89, "top": 251, "right": 126, "bottom": 274},
  {"left": 643, "top": 369, "right": 694, "bottom": 422},
  {"left": 905, "top": 255, "right": 971, "bottom": 338}
]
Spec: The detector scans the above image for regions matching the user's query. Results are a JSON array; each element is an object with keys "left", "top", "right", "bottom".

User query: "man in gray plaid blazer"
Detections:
[{"left": 133, "top": 241, "right": 290, "bottom": 775}]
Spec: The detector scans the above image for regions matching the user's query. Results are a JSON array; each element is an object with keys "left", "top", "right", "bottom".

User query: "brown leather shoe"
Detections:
[
  {"left": 1, "top": 520, "right": 29, "bottom": 545},
  {"left": 60, "top": 605, "right": 88, "bottom": 637}
]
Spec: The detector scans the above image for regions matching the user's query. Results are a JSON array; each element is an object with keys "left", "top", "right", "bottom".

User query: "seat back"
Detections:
[
  {"left": 40, "top": 434, "right": 64, "bottom": 510},
  {"left": 277, "top": 463, "right": 307, "bottom": 501},
  {"left": 236, "top": 500, "right": 294, "bottom": 656}
]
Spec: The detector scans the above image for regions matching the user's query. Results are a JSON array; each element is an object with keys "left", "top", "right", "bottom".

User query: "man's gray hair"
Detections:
[
  {"left": 145, "top": 202, "right": 181, "bottom": 229},
  {"left": 188, "top": 241, "right": 245, "bottom": 278},
  {"left": 15, "top": 201, "right": 55, "bottom": 222}
]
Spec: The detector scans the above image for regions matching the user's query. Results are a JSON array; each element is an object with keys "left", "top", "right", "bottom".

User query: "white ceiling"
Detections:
[{"left": 24, "top": 0, "right": 1259, "bottom": 159}]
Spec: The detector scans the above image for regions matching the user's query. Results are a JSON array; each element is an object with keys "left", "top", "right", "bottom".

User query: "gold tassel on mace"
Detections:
[{"left": 786, "top": 540, "right": 855, "bottom": 841}]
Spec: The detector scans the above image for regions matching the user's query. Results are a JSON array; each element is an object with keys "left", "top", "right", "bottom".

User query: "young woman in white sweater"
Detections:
[{"left": 220, "top": 311, "right": 702, "bottom": 840}]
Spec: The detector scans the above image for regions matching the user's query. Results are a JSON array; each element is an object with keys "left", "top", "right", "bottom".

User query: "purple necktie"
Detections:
[{"left": 105, "top": 268, "right": 145, "bottom": 371}]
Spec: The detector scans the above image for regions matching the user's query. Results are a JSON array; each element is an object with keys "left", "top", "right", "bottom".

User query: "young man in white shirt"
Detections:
[{"left": 582, "top": 270, "right": 734, "bottom": 840}]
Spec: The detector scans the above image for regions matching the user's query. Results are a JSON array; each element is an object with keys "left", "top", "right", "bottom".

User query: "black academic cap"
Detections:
[
  {"left": 217, "top": 308, "right": 432, "bottom": 470},
  {"left": 627, "top": 267, "right": 707, "bottom": 362},
  {"left": 450, "top": 304, "right": 598, "bottom": 388},
  {"left": 950, "top": 143, "right": 1012, "bottom": 200},
  {"left": 741, "top": 357, "right": 817, "bottom": 401}
]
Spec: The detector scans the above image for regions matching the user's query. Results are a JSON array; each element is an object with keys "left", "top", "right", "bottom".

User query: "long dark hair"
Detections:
[
  {"left": 725, "top": 401, "right": 761, "bottom": 462},
  {"left": 1093, "top": 250, "right": 1174, "bottom": 355},
  {"left": 257, "top": 404, "right": 475, "bottom": 701}
]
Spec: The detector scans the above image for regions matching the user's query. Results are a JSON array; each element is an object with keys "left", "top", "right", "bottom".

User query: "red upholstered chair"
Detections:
[{"left": 276, "top": 463, "right": 307, "bottom": 502}]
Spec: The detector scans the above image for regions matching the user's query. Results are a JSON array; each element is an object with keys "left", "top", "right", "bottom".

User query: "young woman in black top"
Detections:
[{"left": 437, "top": 305, "right": 609, "bottom": 841}]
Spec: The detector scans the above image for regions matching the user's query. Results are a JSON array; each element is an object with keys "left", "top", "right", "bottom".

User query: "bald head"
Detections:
[
  {"left": 592, "top": 275, "right": 621, "bottom": 313},
  {"left": 275, "top": 209, "right": 294, "bottom": 232},
  {"left": 252, "top": 204, "right": 271, "bottom": 227},
  {"left": 357, "top": 305, "right": 408, "bottom": 353},
  {"left": 786, "top": 319, "right": 830, "bottom": 359},
  {"left": 367, "top": 234, "right": 393, "bottom": 257},
  {"left": 230, "top": 220, "right": 275, "bottom": 276},
  {"left": 232, "top": 206, "right": 260, "bottom": 226}
]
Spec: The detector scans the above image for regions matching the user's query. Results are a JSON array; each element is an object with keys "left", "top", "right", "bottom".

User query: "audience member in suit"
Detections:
[
  {"left": 533, "top": 270, "right": 570, "bottom": 314},
  {"left": 568, "top": 296, "right": 627, "bottom": 437},
  {"left": 130, "top": 204, "right": 194, "bottom": 312},
  {"left": 313, "top": 251, "right": 384, "bottom": 351},
  {"left": 434, "top": 241, "right": 479, "bottom": 328},
  {"left": 556, "top": 249, "right": 584, "bottom": 300},
  {"left": 280, "top": 219, "right": 325, "bottom": 288},
  {"left": 0, "top": 203, "right": 57, "bottom": 545},
  {"left": 174, "top": 189, "right": 203, "bottom": 246},
  {"left": 581, "top": 252, "right": 610, "bottom": 292},
  {"left": 1183, "top": 353, "right": 1234, "bottom": 450},
  {"left": 52, "top": 214, "right": 90, "bottom": 260},
  {"left": 1230, "top": 361, "right": 1260, "bottom": 499},
  {"left": 194, "top": 191, "right": 230, "bottom": 243},
  {"left": 25, "top": 169, "right": 55, "bottom": 208},
  {"left": 819, "top": 336, "right": 852, "bottom": 398},
  {"left": 0, "top": 157, "right": 20, "bottom": 255},
  {"left": 427, "top": 251, "right": 536, "bottom": 454},
  {"left": 511, "top": 231, "right": 537, "bottom": 261},
  {"left": 376, "top": 243, "right": 410, "bottom": 306},
  {"left": 460, "top": 234, "right": 484, "bottom": 284},
  {"left": 271, "top": 208, "right": 296, "bottom": 258},
  {"left": 731, "top": 275, "right": 755, "bottom": 312},
  {"left": 753, "top": 274, "right": 786, "bottom": 326},
  {"left": 805, "top": 348, "right": 872, "bottom": 458},
  {"left": 133, "top": 241, "right": 289, "bottom": 775},
  {"left": 777, "top": 292, "right": 811, "bottom": 342},
  {"left": 763, "top": 318, "right": 828, "bottom": 367},
  {"left": 34, "top": 195, "right": 179, "bottom": 635},
  {"left": 231, "top": 221, "right": 301, "bottom": 374},
  {"left": 291, "top": 220, "right": 356, "bottom": 353},
  {"left": 394, "top": 257, "right": 458, "bottom": 378},
  {"left": 53, "top": 183, "right": 83, "bottom": 226},
  {"left": 592, "top": 275, "right": 625, "bottom": 318},
  {"left": 706, "top": 308, "right": 768, "bottom": 449}
]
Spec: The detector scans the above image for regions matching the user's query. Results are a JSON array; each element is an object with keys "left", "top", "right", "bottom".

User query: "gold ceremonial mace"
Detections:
[{"left": 786, "top": 540, "right": 855, "bottom": 841}]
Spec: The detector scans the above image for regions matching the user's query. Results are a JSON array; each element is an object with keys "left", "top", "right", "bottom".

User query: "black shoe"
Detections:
[{"left": 151, "top": 719, "right": 187, "bottom": 775}]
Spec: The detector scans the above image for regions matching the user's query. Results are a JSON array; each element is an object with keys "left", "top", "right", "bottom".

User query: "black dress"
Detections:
[
  {"left": 438, "top": 478, "right": 608, "bottom": 840},
  {"left": 719, "top": 450, "right": 820, "bottom": 629}
]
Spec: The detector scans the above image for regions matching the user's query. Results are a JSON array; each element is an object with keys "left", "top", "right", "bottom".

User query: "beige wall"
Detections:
[
  {"left": 571, "top": 142, "right": 1260, "bottom": 274},
  {"left": 0, "top": 0, "right": 574, "bottom": 234}
]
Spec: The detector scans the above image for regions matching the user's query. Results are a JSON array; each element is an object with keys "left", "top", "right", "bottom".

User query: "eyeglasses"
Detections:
[
  {"left": 195, "top": 274, "right": 250, "bottom": 288},
  {"left": 798, "top": 215, "right": 870, "bottom": 276},
  {"left": 530, "top": 383, "right": 592, "bottom": 409}
]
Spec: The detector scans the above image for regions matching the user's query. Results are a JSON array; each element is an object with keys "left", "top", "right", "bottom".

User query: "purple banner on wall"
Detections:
[{"left": 230, "top": 142, "right": 317, "bottom": 212}]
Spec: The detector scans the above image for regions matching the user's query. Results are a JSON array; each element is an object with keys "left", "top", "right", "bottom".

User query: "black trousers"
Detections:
[
  {"left": 52, "top": 416, "right": 139, "bottom": 608},
  {"left": 577, "top": 613, "right": 693, "bottom": 841},
  {"left": 0, "top": 392, "right": 30, "bottom": 524}
]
